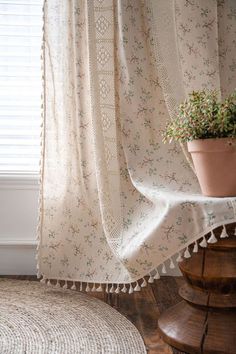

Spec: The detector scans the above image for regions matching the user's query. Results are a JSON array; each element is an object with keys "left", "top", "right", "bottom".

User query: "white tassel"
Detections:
[
  {"left": 134, "top": 281, "right": 141, "bottom": 291},
  {"left": 71, "top": 282, "right": 76, "bottom": 290},
  {"left": 37, "top": 271, "right": 41, "bottom": 279},
  {"left": 141, "top": 278, "right": 147, "bottom": 287},
  {"left": 169, "top": 258, "right": 175, "bottom": 269},
  {"left": 63, "top": 281, "right": 68, "bottom": 289},
  {"left": 128, "top": 284, "right": 134, "bottom": 294},
  {"left": 85, "top": 283, "right": 90, "bottom": 292},
  {"left": 109, "top": 284, "right": 115, "bottom": 293},
  {"left": 96, "top": 284, "right": 103, "bottom": 292},
  {"left": 91, "top": 283, "right": 96, "bottom": 292},
  {"left": 148, "top": 274, "right": 154, "bottom": 283},
  {"left": 55, "top": 280, "right": 61, "bottom": 288},
  {"left": 193, "top": 242, "right": 198, "bottom": 253},
  {"left": 208, "top": 230, "right": 218, "bottom": 244},
  {"left": 220, "top": 225, "right": 229, "bottom": 238},
  {"left": 115, "top": 284, "right": 121, "bottom": 294},
  {"left": 47, "top": 279, "right": 52, "bottom": 286},
  {"left": 154, "top": 270, "right": 160, "bottom": 280},
  {"left": 234, "top": 226, "right": 236, "bottom": 236},
  {"left": 121, "top": 284, "right": 127, "bottom": 293},
  {"left": 79, "top": 282, "right": 83, "bottom": 292},
  {"left": 161, "top": 263, "right": 167, "bottom": 274},
  {"left": 105, "top": 284, "right": 109, "bottom": 293},
  {"left": 176, "top": 253, "right": 183, "bottom": 263},
  {"left": 184, "top": 247, "right": 191, "bottom": 258},
  {"left": 40, "top": 277, "right": 47, "bottom": 284},
  {"left": 199, "top": 236, "right": 207, "bottom": 248}
]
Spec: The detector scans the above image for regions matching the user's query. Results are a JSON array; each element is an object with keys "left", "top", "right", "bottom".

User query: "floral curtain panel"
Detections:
[{"left": 38, "top": 0, "right": 236, "bottom": 291}]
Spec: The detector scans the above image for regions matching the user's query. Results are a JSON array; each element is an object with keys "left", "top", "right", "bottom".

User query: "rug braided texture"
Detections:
[{"left": 0, "top": 279, "right": 146, "bottom": 354}]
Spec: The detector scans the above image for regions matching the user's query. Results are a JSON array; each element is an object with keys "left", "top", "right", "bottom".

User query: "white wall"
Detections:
[{"left": 0, "top": 175, "right": 38, "bottom": 275}]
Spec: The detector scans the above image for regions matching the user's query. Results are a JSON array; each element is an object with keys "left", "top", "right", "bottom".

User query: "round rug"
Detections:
[{"left": 0, "top": 279, "right": 146, "bottom": 354}]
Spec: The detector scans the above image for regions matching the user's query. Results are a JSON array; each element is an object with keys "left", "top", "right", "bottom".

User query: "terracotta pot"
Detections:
[{"left": 187, "top": 137, "right": 236, "bottom": 197}]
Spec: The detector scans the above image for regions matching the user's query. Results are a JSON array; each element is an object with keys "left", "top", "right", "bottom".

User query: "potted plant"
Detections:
[{"left": 163, "top": 90, "right": 236, "bottom": 197}]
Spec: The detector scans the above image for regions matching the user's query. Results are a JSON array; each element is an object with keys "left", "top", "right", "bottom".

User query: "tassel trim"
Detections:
[
  {"left": 207, "top": 230, "right": 217, "bottom": 244},
  {"left": 220, "top": 225, "right": 229, "bottom": 239},
  {"left": 38, "top": 222, "right": 236, "bottom": 295},
  {"left": 199, "top": 236, "right": 207, "bottom": 248}
]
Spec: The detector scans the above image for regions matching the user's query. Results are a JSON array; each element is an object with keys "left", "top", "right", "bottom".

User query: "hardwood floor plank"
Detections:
[
  {"left": 151, "top": 277, "right": 182, "bottom": 312},
  {"left": 151, "top": 277, "right": 186, "bottom": 354},
  {"left": 110, "top": 285, "right": 173, "bottom": 354}
]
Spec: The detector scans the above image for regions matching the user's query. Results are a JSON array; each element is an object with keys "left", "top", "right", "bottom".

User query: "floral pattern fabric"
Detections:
[{"left": 38, "top": 0, "right": 236, "bottom": 286}]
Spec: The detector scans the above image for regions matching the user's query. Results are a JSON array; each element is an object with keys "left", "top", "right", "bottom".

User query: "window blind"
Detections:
[{"left": 0, "top": 0, "right": 43, "bottom": 173}]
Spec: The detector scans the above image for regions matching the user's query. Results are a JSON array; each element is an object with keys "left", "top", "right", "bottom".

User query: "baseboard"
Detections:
[
  {"left": 0, "top": 239, "right": 37, "bottom": 275},
  {"left": 0, "top": 239, "right": 181, "bottom": 276}
]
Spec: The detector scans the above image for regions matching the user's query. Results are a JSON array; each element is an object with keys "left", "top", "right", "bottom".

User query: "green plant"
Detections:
[{"left": 163, "top": 90, "right": 236, "bottom": 143}]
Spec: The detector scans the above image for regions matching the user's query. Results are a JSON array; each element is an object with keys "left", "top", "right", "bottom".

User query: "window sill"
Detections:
[{"left": 0, "top": 173, "right": 39, "bottom": 190}]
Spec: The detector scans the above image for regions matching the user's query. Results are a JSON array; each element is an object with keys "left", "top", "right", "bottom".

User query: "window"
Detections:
[{"left": 0, "top": 0, "right": 43, "bottom": 174}]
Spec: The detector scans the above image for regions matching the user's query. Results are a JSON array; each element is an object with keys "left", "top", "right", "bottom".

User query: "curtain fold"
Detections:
[
  {"left": 86, "top": 0, "right": 123, "bottom": 252},
  {"left": 38, "top": 0, "right": 236, "bottom": 289}
]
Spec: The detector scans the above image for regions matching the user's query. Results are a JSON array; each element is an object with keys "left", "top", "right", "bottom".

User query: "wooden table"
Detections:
[{"left": 158, "top": 223, "right": 236, "bottom": 354}]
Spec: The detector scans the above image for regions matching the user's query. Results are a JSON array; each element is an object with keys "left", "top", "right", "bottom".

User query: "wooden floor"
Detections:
[
  {"left": 102, "top": 276, "right": 186, "bottom": 354},
  {"left": 1, "top": 275, "right": 186, "bottom": 354}
]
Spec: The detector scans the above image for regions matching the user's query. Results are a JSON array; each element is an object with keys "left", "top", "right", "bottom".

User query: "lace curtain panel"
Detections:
[{"left": 38, "top": 0, "right": 236, "bottom": 291}]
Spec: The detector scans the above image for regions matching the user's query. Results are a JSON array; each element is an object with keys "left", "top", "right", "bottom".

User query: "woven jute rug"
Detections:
[{"left": 0, "top": 279, "right": 146, "bottom": 354}]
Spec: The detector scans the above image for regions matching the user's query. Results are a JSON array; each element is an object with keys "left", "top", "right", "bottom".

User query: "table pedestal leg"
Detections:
[{"left": 158, "top": 224, "right": 236, "bottom": 354}]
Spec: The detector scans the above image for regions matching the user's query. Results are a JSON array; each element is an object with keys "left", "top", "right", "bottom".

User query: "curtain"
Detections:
[{"left": 38, "top": 0, "right": 236, "bottom": 292}]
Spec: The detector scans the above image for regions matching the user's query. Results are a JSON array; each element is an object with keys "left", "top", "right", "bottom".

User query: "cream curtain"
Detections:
[{"left": 38, "top": 0, "right": 236, "bottom": 292}]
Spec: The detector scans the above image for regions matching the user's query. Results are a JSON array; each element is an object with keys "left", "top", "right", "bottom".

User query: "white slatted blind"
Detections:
[{"left": 0, "top": 0, "right": 43, "bottom": 173}]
